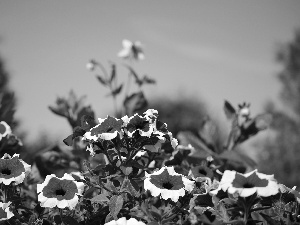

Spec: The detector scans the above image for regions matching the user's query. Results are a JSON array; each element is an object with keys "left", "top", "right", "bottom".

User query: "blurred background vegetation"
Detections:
[{"left": 258, "top": 30, "right": 300, "bottom": 188}]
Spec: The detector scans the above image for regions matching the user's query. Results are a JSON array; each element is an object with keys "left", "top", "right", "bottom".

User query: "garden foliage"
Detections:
[{"left": 0, "top": 39, "right": 299, "bottom": 225}]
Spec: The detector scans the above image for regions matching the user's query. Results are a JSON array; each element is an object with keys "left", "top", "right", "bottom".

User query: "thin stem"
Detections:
[
  {"left": 250, "top": 206, "right": 272, "bottom": 213},
  {"left": 223, "top": 220, "right": 244, "bottom": 224},
  {"left": 60, "top": 208, "right": 65, "bottom": 225},
  {"left": 125, "top": 72, "right": 132, "bottom": 98},
  {"left": 112, "top": 95, "right": 118, "bottom": 116},
  {"left": 95, "top": 61, "right": 109, "bottom": 79}
]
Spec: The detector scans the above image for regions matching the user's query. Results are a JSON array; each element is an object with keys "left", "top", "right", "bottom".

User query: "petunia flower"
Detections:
[
  {"left": 143, "top": 109, "right": 158, "bottom": 122},
  {"left": 0, "top": 154, "right": 31, "bottom": 185},
  {"left": 37, "top": 173, "right": 85, "bottom": 209},
  {"left": 83, "top": 116, "right": 123, "bottom": 141},
  {"left": 189, "top": 165, "right": 214, "bottom": 180},
  {"left": 117, "top": 39, "right": 145, "bottom": 61},
  {"left": 210, "top": 170, "right": 279, "bottom": 197},
  {"left": 144, "top": 166, "right": 195, "bottom": 202},
  {"left": 104, "top": 217, "right": 146, "bottom": 225},
  {"left": 0, "top": 202, "right": 14, "bottom": 221},
  {"left": 126, "top": 114, "right": 154, "bottom": 137},
  {"left": 0, "top": 121, "right": 12, "bottom": 141}
]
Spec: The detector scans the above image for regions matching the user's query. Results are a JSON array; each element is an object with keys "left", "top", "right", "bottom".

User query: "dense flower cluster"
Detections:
[{"left": 83, "top": 109, "right": 178, "bottom": 156}]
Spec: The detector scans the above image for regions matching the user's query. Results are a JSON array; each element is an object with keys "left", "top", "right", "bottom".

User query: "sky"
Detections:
[{"left": 0, "top": 1, "right": 300, "bottom": 143}]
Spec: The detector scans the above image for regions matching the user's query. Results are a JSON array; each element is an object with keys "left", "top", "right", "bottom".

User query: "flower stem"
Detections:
[{"left": 60, "top": 208, "right": 65, "bottom": 225}]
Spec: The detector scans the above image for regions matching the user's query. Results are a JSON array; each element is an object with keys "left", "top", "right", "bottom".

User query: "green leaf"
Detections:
[
  {"left": 120, "top": 178, "right": 140, "bottom": 197},
  {"left": 219, "top": 150, "right": 257, "bottom": 168},
  {"left": 142, "top": 75, "right": 156, "bottom": 85},
  {"left": 260, "top": 213, "right": 281, "bottom": 225},
  {"left": 91, "top": 193, "right": 109, "bottom": 203},
  {"left": 124, "top": 91, "right": 148, "bottom": 116},
  {"left": 149, "top": 210, "right": 162, "bottom": 222},
  {"left": 215, "top": 202, "right": 230, "bottom": 223},
  {"left": 96, "top": 75, "right": 107, "bottom": 85},
  {"left": 177, "top": 131, "right": 215, "bottom": 158},
  {"left": 148, "top": 222, "right": 160, "bottom": 225},
  {"left": 48, "top": 105, "right": 67, "bottom": 117},
  {"left": 80, "top": 114, "right": 97, "bottom": 131},
  {"left": 224, "top": 100, "right": 236, "bottom": 120},
  {"left": 120, "top": 166, "right": 133, "bottom": 175},
  {"left": 53, "top": 215, "right": 62, "bottom": 224},
  {"left": 110, "top": 84, "right": 123, "bottom": 97},
  {"left": 83, "top": 187, "right": 97, "bottom": 199},
  {"left": 109, "top": 195, "right": 124, "bottom": 220},
  {"left": 124, "top": 65, "right": 141, "bottom": 85},
  {"left": 62, "top": 216, "right": 80, "bottom": 225},
  {"left": 110, "top": 64, "right": 116, "bottom": 83},
  {"left": 63, "top": 126, "right": 85, "bottom": 146}
]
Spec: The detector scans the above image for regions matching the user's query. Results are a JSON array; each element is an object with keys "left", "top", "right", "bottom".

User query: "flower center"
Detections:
[
  {"left": 56, "top": 188, "right": 66, "bottom": 196},
  {"left": 198, "top": 169, "right": 207, "bottom": 176},
  {"left": 135, "top": 121, "right": 148, "bottom": 130},
  {"left": 1, "top": 168, "right": 11, "bottom": 175},
  {"left": 162, "top": 182, "right": 174, "bottom": 189},
  {"left": 106, "top": 127, "right": 114, "bottom": 132},
  {"left": 243, "top": 183, "right": 255, "bottom": 188}
]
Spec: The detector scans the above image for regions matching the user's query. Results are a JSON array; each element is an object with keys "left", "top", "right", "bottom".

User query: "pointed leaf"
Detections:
[
  {"left": 124, "top": 91, "right": 147, "bottom": 116},
  {"left": 142, "top": 75, "right": 156, "bottom": 85},
  {"left": 48, "top": 106, "right": 67, "bottom": 117},
  {"left": 224, "top": 100, "right": 236, "bottom": 120},
  {"left": 62, "top": 216, "right": 80, "bottom": 225},
  {"left": 124, "top": 65, "right": 141, "bottom": 85},
  {"left": 219, "top": 150, "right": 257, "bottom": 168},
  {"left": 110, "top": 84, "right": 123, "bottom": 97},
  {"left": 63, "top": 126, "right": 86, "bottom": 146},
  {"left": 96, "top": 75, "right": 107, "bottom": 86},
  {"left": 63, "top": 134, "right": 73, "bottom": 146},
  {"left": 177, "top": 131, "right": 216, "bottom": 158},
  {"left": 91, "top": 193, "right": 109, "bottom": 203},
  {"left": 81, "top": 115, "right": 97, "bottom": 131},
  {"left": 120, "top": 178, "right": 140, "bottom": 197},
  {"left": 109, "top": 195, "right": 124, "bottom": 220},
  {"left": 260, "top": 213, "right": 281, "bottom": 225},
  {"left": 110, "top": 64, "right": 116, "bottom": 83}
]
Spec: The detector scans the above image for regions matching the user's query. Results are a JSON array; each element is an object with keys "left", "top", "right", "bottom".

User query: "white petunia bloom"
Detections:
[
  {"left": 210, "top": 170, "right": 279, "bottom": 197},
  {"left": 37, "top": 173, "right": 85, "bottom": 209},
  {"left": 83, "top": 116, "right": 123, "bottom": 141},
  {"left": 0, "top": 154, "right": 31, "bottom": 185},
  {"left": 144, "top": 166, "right": 195, "bottom": 202}
]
